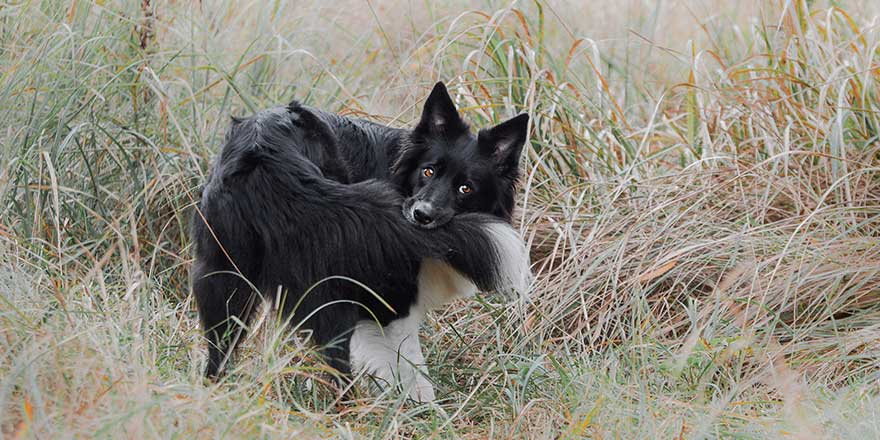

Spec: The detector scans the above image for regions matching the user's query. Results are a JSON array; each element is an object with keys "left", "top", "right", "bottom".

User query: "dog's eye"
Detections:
[
  {"left": 458, "top": 184, "right": 472, "bottom": 194},
  {"left": 422, "top": 167, "right": 434, "bottom": 177}
]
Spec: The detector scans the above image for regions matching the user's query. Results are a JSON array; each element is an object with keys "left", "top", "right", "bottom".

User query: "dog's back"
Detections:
[{"left": 298, "top": 103, "right": 405, "bottom": 182}]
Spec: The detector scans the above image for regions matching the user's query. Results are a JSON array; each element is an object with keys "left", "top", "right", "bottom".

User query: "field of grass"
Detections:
[{"left": 2, "top": 0, "right": 880, "bottom": 438}]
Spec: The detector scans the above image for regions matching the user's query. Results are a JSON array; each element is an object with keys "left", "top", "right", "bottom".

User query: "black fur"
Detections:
[
  {"left": 300, "top": 82, "right": 530, "bottom": 228},
  {"left": 192, "top": 104, "right": 521, "bottom": 379}
]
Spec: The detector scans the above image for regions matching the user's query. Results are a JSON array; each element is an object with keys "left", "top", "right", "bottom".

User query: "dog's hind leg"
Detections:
[
  {"left": 304, "top": 304, "right": 359, "bottom": 385},
  {"left": 193, "top": 266, "right": 262, "bottom": 378}
]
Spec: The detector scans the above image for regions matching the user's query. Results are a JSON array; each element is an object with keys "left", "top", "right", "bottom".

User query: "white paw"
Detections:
[
  {"left": 350, "top": 318, "right": 437, "bottom": 402},
  {"left": 407, "top": 373, "right": 435, "bottom": 402}
]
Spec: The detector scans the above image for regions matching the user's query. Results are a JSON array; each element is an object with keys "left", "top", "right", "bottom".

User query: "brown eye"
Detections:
[
  {"left": 423, "top": 167, "right": 434, "bottom": 177},
  {"left": 458, "top": 184, "right": 472, "bottom": 194}
]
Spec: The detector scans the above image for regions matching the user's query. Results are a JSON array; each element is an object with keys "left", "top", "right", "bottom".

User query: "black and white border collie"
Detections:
[{"left": 192, "top": 83, "right": 531, "bottom": 401}]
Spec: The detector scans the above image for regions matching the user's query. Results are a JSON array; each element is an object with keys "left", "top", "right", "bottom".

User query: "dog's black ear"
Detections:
[
  {"left": 415, "top": 82, "right": 467, "bottom": 136},
  {"left": 478, "top": 113, "right": 529, "bottom": 179}
]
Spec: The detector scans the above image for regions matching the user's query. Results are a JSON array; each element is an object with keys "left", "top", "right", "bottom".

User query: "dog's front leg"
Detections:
[
  {"left": 396, "top": 327, "right": 435, "bottom": 402},
  {"left": 350, "top": 314, "right": 435, "bottom": 402}
]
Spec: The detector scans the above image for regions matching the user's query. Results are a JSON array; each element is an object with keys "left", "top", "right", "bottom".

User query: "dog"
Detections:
[{"left": 191, "top": 84, "right": 531, "bottom": 401}]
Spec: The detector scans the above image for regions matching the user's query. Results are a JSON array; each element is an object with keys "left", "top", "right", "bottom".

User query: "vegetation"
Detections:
[{"left": 2, "top": 0, "right": 879, "bottom": 437}]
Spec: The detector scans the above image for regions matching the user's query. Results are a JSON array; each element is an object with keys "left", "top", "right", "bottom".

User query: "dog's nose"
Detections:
[{"left": 413, "top": 208, "right": 433, "bottom": 225}]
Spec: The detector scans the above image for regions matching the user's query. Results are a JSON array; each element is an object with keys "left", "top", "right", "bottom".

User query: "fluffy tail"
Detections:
[{"left": 419, "top": 215, "right": 532, "bottom": 302}]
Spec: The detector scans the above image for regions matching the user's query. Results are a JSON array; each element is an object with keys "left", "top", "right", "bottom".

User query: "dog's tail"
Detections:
[{"left": 414, "top": 215, "right": 532, "bottom": 303}]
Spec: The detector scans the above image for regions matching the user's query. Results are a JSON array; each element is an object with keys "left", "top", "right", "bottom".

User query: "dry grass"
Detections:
[{"left": 1, "top": 0, "right": 879, "bottom": 438}]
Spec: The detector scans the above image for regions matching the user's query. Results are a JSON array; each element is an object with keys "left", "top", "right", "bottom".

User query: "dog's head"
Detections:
[{"left": 393, "top": 82, "right": 529, "bottom": 229}]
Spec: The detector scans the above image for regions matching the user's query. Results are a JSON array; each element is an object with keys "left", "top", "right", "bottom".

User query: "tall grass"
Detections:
[{"left": 1, "top": 0, "right": 879, "bottom": 438}]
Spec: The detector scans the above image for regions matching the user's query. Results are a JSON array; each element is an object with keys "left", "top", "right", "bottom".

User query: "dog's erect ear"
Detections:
[
  {"left": 478, "top": 113, "right": 529, "bottom": 178},
  {"left": 415, "top": 82, "right": 467, "bottom": 137}
]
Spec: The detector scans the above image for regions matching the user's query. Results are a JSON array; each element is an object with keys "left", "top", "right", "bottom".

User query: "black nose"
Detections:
[{"left": 413, "top": 208, "right": 433, "bottom": 225}]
